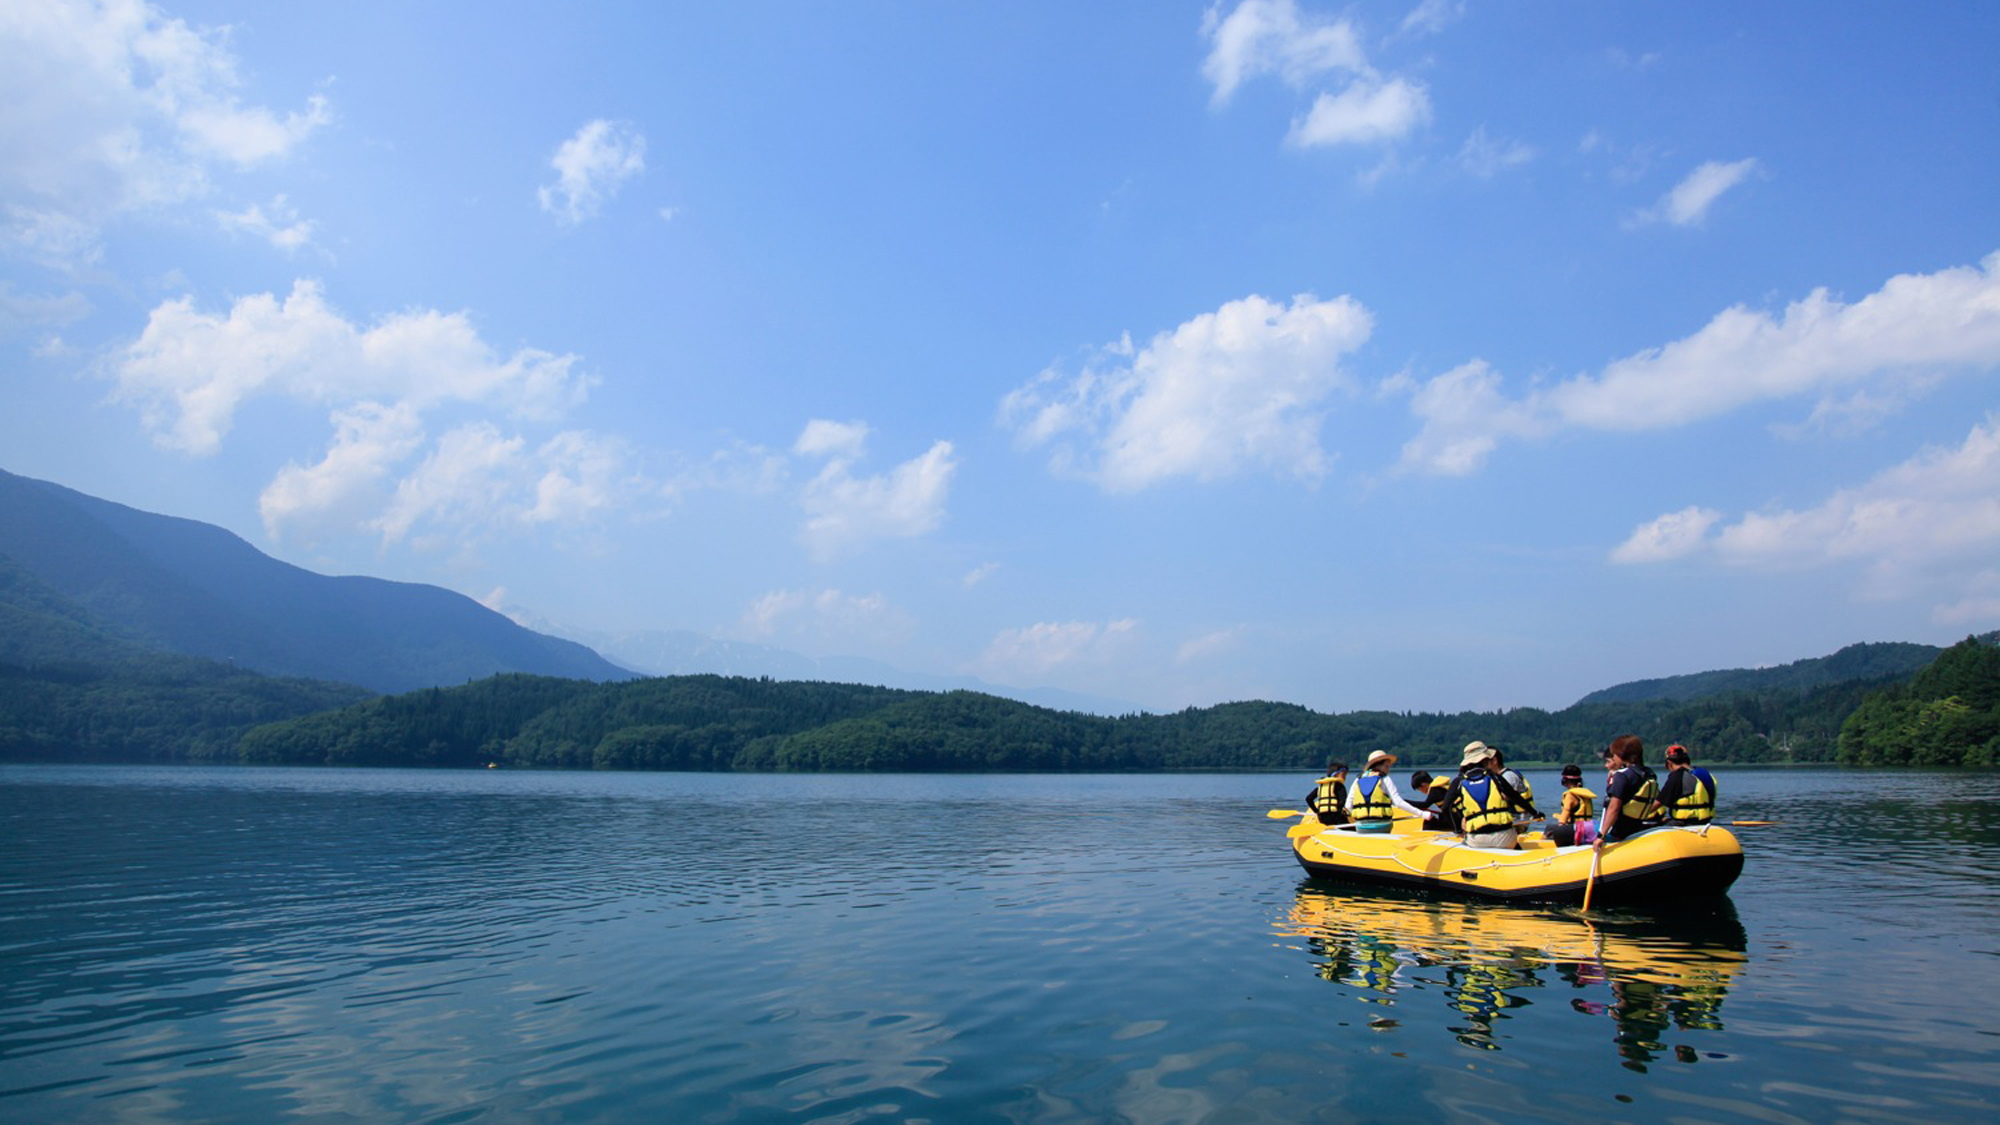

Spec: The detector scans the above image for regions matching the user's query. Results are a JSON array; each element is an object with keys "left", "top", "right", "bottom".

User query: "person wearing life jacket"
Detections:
[
  {"left": 1306, "top": 760, "right": 1350, "bottom": 826},
  {"left": 1345, "top": 750, "right": 1428, "bottom": 833},
  {"left": 1406, "top": 770, "right": 1451, "bottom": 826},
  {"left": 1546, "top": 763, "right": 1599, "bottom": 846},
  {"left": 1492, "top": 751, "right": 1538, "bottom": 831},
  {"left": 1596, "top": 734, "right": 1662, "bottom": 845},
  {"left": 1440, "top": 741, "right": 1540, "bottom": 848},
  {"left": 1657, "top": 744, "right": 1717, "bottom": 825}
]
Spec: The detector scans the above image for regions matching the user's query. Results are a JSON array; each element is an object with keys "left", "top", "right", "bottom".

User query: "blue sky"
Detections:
[{"left": 4, "top": 0, "right": 1998, "bottom": 714}]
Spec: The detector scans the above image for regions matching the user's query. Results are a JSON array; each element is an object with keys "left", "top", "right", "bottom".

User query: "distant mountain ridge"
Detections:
[
  {"left": 0, "top": 468, "right": 631, "bottom": 693},
  {"left": 1575, "top": 641, "right": 1953, "bottom": 705}
]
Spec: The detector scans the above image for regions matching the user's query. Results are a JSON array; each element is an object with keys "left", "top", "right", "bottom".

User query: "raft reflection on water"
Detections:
[{"left": 1279, "top": 884, "right": 1747, "bottom": 1068}]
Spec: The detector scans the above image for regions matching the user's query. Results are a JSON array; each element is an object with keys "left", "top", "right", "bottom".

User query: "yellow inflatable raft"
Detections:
[{"left": 1280, "top": 814, "right": 1743, "bottom": 905}]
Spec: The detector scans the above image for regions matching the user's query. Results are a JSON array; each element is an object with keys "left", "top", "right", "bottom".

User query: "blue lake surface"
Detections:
[{"left": 2, "top": 764, "right": 1997, "bottom": 1123}]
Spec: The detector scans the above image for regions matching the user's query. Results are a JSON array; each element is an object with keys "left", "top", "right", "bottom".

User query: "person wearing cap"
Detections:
[
  {"left": 1546, "top": 764, "right": 1598, "bottom": 846},
  {"left": 1657, "top": 744, "right": 1717, "bottom": 825},
  {"left": 1596, "top": 734, "right": 1662, "bottom": 845},
  {"left": 1440, "top": 741, "right": 1540, "bottom": 848},
  {"left": 1346, "top": 749, "right": 1428, "bottom": 833},
  {"left": 1305, "top": 760, "right": 1350, "bottom": 826}
]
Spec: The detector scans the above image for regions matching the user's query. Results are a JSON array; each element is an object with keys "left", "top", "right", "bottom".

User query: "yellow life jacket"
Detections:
[
  {"left": 1456, "top": 774, "right": 1514, "bottom": 833},
  {"left": 1611, "top": 767, "right": 1660, "bottom": 828},
  {"left": 1353, "top": 773, "right": 1396, "bottom": 821},
  {"left": 1667, "top": 768, "right": 1715, "bottom": 823},
  {"left": 1313, "top": 775, "right": 1345, "bottom": 815},
  {"left": 1560, "top": 785, "right": 1597, "bottom": 824}
]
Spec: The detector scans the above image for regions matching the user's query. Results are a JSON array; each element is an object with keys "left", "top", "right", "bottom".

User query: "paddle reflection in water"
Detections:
[{"left": 1278, "top": 883, "right": 1746, "bottom": 1068}]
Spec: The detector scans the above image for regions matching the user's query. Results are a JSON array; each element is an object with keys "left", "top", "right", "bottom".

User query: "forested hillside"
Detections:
[
  {"left": 1838, "top": 637, "right": 2000, "bottom": 766},
  {"left": 225, "top": 644, "right": 1992, "bottom": 772}
]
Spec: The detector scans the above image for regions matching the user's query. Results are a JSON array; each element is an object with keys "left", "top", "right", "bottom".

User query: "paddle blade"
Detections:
[{"left": 1267, "top": 808, "right": 1305, "bottom": 819}]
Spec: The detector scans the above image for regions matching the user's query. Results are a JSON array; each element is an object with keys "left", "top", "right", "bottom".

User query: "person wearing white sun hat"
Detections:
[{"left": 1345, "top": 749, "right": 1428, "bottom": 833}]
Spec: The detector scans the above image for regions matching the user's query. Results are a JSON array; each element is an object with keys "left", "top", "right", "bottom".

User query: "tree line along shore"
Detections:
[{"left": 3, "top": 636, "right": 1994, "bottom": 771}]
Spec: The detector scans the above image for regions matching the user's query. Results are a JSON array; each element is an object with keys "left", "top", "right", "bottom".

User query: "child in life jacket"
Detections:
[{"left": 1547, "top": 763, "right": 1598, "bottom": 846}]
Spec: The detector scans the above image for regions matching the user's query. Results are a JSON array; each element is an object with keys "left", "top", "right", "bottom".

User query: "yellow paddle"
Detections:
[
  {"left": 1267, "top": 808, "right": 1305, "bottom": 819},
  {"left": 1582, "top": 839, "right": 1603, "bottom": 912}
]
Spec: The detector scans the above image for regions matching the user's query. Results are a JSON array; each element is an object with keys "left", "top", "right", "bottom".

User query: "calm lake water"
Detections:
[{"left": 2, "top": 764, "right": 1996, "bottom": 1123}]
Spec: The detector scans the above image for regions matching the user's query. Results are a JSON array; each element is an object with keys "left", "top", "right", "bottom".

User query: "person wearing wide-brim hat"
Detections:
[
  {"left": 1346, "top": 749, "right": 1428, "bottom": 833},
  {"left": 1439, "top": 741, "right": 1539, "bottom": 848}
]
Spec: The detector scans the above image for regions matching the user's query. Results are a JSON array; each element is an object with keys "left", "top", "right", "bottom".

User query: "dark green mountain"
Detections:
[
  {"left": 1574, "top": 641, "right": 1945, "bottom": 705},
  {"left": 0, "top": 468, "right": 631, "bottom": 693}
]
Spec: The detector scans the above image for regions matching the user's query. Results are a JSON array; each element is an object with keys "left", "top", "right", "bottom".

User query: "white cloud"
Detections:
[
  {"left": 525, "top": 430, "right": 632, "bottom": 526},
  {"left": 735, "top": 588, "right": 911, "bottom": 649},
  {"left": 1636, "top": 158, "right": 1761, "bottom": 227},
  {"left": 1201, "top": 0, "right": 1368, "bottom": 105},
  {"left": 1003, "top": 293, "right": 1373, "bottom": 492},
  {"left": 794, "top": 422, "right": 957, "bottom": 559},
  {"left": 1176, "top": 627, "right": 1244, "bottom": 664},
  {"left": 1615, "top": 418, "right": 2000, "bottom": 610},
  {"left": 794, "top": 418, "right": 870, "bottom": 459},
  {"left": 1609, "top": 506, "right": 1722, "bottom": 564},
  {"left": 963, "top": 561, "right": 1000, "bottom": 588},
  {"left": 0, "top": 281, "right": 90, "bottom": 338},
  {"left": 1399, "top": 0, "right": 1464, "bottom": 37},
  {"left": 373, "top": 423, "right": 528, "bottom": 545},
  {"left": 1395, "top": 252, "right": 2000, "bottom": 475},
  {"left": 1456, "top": 127, "right": 1535, "bottom": 178},
  {"left": 1287, "top": 77, "right": 1431, "bottom": 147},
  {"left": 113, "top": 279, "right": 592, "bottom": 454},
  {"left": 366, "top": 426, "right": 634, "bottom": 548},
  {"left": 213, "top": 194, "right": 315, "bottom": 251},
  {"left": 259, "top": 400, "right": 424, "bottom": 542},
  {"left": 109, "top": 279, "right": 631, "bottom": 549},
  {"left": 975, "top": 618, "right": 1140, "bottom": 683},
  {"left": 1393, "top": 359, "right": 1545, "bottom": 477},
  {"left": 538, "top": 119, "right": 645, "bottom": 224},
  {"left": 0, "top": 0, "right": 328, "bottom": 265}
]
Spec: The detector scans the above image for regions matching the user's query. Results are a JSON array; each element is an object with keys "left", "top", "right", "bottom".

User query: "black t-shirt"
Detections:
[{"left": 1606, "top": 765, "right": 1657, "bottom": 816}]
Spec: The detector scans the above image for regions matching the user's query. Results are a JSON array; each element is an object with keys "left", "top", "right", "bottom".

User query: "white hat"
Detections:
[
  {"left": 1461, "top": 740, "right": 1495, "bottom": 767},
  {"left": 1365, "top": 749, "right": 1397, "bottom": 769}
]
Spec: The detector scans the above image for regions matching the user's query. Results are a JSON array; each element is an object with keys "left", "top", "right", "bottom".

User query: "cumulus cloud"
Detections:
[
  {"left": 1201, "top": 0, "right": 1367, "bottom": 105},
  {"left": 258, "top": 400, "right": 424, "bottom": 540},
  {"left": 538, "top": 119, "right": 646, "bottom": 224},
  {"left": 360, "top": 425, "right": 635, "bottom": 548},
  {"left": 793, "top": 419, "right": 956, "bottom": 559},
  {"left": 1609, "top": 506, "right": 1723, "bottom": 564},
  {"left": 1636, "top": 158, "right": 1761, "bottom": 227},
  {"left": 1003, "top": 292, "right": 1373, "bottom": 491},
  {"left": 113, "top": 279, "right": 591, "bottom": 454},
  {"left": 109, "top": 279, "right": 633, "bottom": 548},
  {"left": 0, "top": 0, "right": 328, "bottom": 266},
  {"left": 1613, "top": 418, "right": 2000, "bottom": 610},
  {"left": 1287, "top": 77, "right": 1431, "bottom": 147},
  {"left": 975, "top": 618, "right": 1141, "bottom": 684},
  {"left": 1394, "top": 252, "right": 2000, "bottom": 475}
]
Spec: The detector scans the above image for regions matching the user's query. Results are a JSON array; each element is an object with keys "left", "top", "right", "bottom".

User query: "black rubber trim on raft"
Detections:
[{"left": 1292, "top": 851, "right": 1744, "bottom": 905}]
